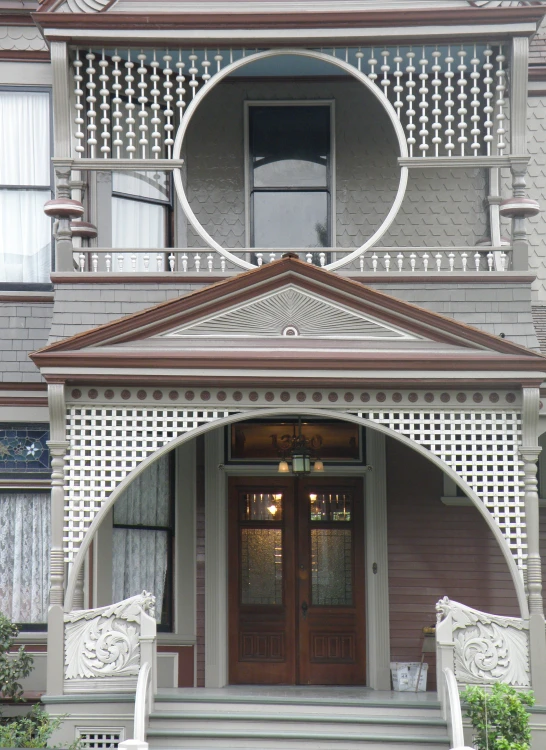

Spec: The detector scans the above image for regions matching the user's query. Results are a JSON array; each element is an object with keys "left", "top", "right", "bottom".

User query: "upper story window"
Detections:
[
  {"left": 248, "top": 104, "right": 332, "bottom": 249},
  {"left": 0, "top": 89, "right": 52, "bottom": 284}
]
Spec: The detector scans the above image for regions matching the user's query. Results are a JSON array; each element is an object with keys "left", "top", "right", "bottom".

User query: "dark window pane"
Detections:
[
  {"left": 253, "top": 191, "right": 328, "bottom": 248},
  {"left": 240, "top": 492, "right": 283, "bottom": 521},
  {"left": 250, "top": 106, "right": 329, "bottom": 188}
]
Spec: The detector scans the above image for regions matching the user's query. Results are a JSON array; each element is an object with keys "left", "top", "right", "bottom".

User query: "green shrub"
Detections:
[
  {"left": 0, "top": 614, "right": 33, "bottom": 704},
  {"left": 0, "top": 707, "right": 63, "bottom": 748},
  {"left": 461, "top": 683, "right": 535, "bottom": 750}
]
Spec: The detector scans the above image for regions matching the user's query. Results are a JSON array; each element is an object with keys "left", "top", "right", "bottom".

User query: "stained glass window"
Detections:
[
  {"left": 0, "top": 424, "right": 50, "bottom": 478},
  {"left": 241, "top": 528, "right": 283, "bottom": 605},
  {"left": 311, "top": 528, "right": 353, "bottom": 606}
]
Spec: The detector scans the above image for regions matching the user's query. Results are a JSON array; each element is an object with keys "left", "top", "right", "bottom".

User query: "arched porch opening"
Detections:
[{"left": 64, "top": 406, "right": 528, "bottom": 621}]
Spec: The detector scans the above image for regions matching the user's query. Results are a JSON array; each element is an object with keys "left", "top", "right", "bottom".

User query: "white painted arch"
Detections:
[
  {"left": 64, "top": 407, "right": 529, "bottom": 619},
  {"left": 172, "top": 48, "right": 409, "bottom": 272}
]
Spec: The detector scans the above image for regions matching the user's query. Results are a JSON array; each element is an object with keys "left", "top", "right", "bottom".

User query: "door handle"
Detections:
[{"left": 301, "top": 601, "right": 308, "bottom": 620}]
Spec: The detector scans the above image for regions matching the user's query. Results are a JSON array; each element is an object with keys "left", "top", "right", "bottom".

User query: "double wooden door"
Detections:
[{"left": 228, "top": 476, "right": 366, "bottom": 685}]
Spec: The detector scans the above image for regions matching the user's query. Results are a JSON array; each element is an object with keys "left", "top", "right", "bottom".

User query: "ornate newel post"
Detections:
[
  {"left": 520, "top": 387, "right": 546, "bottom": 702},
  {"left": 46, "top": 385, "right": 69, "bottom": 695},
  {"left": 44, "top": 165, "right": 84, "bottom": 272}
]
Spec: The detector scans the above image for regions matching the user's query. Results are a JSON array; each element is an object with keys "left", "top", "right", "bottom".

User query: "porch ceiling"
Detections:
[{"left": 31, "top": 257, "right": 546, "bottom": 383}]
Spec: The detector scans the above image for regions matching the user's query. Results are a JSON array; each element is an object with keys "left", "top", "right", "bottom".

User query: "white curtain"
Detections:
[
  {"left": 112, "top": 455, "right": 170, "bottom": 623},
  {"left": 0, "top": 91, "right": 51, "bottom": 283},
  {"left": 0, "top": 493, "right": 50, "bottom": 623}
]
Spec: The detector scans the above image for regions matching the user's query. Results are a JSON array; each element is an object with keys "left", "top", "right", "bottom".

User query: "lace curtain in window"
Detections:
[{"left": 0, "top": 492, "right": 50, "bottom": 623}]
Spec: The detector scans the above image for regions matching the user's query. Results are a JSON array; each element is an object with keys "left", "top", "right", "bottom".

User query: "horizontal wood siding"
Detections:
[{"left": 386, "top": 437, "right": 520, "bottom": 690}]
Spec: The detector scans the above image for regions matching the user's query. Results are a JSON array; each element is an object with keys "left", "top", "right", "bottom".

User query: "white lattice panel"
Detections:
[
  {"left": 63, "top": 403, "right": 526, "bottom": 570},
  {"left": 354, "top": 409, "right": 526, "bottom": 570},
  {"left": 64, "top": 406, "right": 232, "bottom": 561}
]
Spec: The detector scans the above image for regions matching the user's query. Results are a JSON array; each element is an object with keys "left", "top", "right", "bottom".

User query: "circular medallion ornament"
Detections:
[
  {"left": 265, "top": 392, "right": 275, "bottom": 402},
  {"left": 71, "top": 389, "right": 82, "bottom": 399},
  {"left": 137, "top": 390, "right": 147, "bottom": 400},
  {"left": 105, "top": 389, "right": 114, "bottom": 400},
  {"left": 153, "top": 390, "right": 163, "bottom": 401},
  {"left": 457, "top": 393, "right": 467, "bottom": 403},
  {"left": 185, "top": 390, "right": 195, "bottom": 401},
  {"left": 217, "top": 391, "right": 227, "bottom": 401},
  {"left": 88, "top": 389, "right": 98, "bottom": 400},
  {"left": 121, "top": 389, "right": 131, "bottom": 400},
  {"left": 424, "top": 393, "right": 434, "bottom": 403},
  {"left": 169, "top": 390, "right": 179, "bottom": 400},
  {"left": 249, "top": 391, "right": 259, "bottom": 402},
  {"left": 297, "top": 392, "right": 307, "bottom": 402},
  {"left": 408, "top": 393, "right": 418, "bottom": 403},
  {"left": 344, "top": 393, "right": 354, "bottom": 403},
  {"left": 312, "top": 392, "right": 323, "bottom": 402},
  {"left": 360, "top": 393, "right": 370, "bottom": 402}
]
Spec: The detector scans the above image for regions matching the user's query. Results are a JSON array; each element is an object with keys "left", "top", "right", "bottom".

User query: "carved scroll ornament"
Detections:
[
  {"left": 436, "top": 597, "right": 530, "bottom": 687},
  {"left": 64, "top": 592, "right": 155, "bottom": 680}
]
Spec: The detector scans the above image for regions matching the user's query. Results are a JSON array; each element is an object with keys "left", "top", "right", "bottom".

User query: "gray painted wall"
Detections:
[
  {"left": 0, "top": 301, "right": 52, "bottom": 381},
  {"left": 185, "top": 80, "right": 488, "bottom": 250},
  {"left": 523, "top": 95, "right": 546, "bottom": 302}
]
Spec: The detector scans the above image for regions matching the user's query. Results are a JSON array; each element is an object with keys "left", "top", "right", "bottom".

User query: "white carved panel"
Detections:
[
  {"left": 354, "top": 409, "right": 526, "bottom": 570},
  {"left": 436, "top": 596, "right": 530, "bottom": 687},
  {"left": 163, "top": 286, "right": 416, "bottom": 340}
]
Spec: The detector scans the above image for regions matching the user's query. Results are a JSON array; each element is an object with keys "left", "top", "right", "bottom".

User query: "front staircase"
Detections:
[{"left": 146, "top": 687, "right": 451, "bottom": 750}]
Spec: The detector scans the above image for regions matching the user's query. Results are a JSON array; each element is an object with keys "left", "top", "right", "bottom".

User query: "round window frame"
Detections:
[{"left": 172, "top": 48, "right": 409, "bottom": 272}]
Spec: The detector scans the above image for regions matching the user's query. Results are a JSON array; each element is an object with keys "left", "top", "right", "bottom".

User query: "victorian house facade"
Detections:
[{"left": 2, "top": 1, "right": 546, "bottom": 748}]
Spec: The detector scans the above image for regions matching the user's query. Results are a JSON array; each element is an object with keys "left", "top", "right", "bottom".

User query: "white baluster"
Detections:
[
  {"left": 85, "top": 50, "right": 97, "bottom": 158},
  {"left": 356, "top": 48, "right": 363, "bottom": 73},
  {"left": 319, "top": 252, "right": 326, "bottom": 267},
  {"left": 405, "top": 49, "right": 416, "bottom": 157},
  {"left": 163, "top": 52, "right": 174, "bottom": 157},
  {"left": 91, "top": 253, "right": 98, "bottom": 272},
  {"left": 384, "top": 252, "right": 391, "bottom": 272},
  {"left": 105, "top": 253, "right": 112, "bottom": 272},
  {"left": 181, "top": 253, "right": 188, "bottom": 272},
  {"left": 117, "top": 254, "right": 124, "bottom": 271},
  {"left": 410, "top": 252, "right": 416, "bottom": 271},
  {"left": 474, "top": 251, "right": 481, "bottom": 271},
  {"left": 461, "top": 252, "right": 468, "bottom": 272},
  {"left": 423, "top": 252, "right": 429, "bottom": 272},
  {"left": 495, "top": 46, "right": 506, "bottom": 154},
  {"left": 207, "top": 253, "right": 213, "bottom": 272},
  {"left": 269, "top": 252, "right": 277, "bottom": 263},
  {"left": 202, "top": 49, "right": 211, "bottom": 83},
  {"left": 256, "top": 252, "right": 264, "bottom": 266},
  {"left": 176, "top": 51, "right": 186, "bottom": 119},
  {"left": 431, "top": 48, "right": 442, "bottom": 157},
  {"left": 500, "top": 251, "right": 507, "bottom": 271},
  {"left": 220, "top": 256, "right": 226, "bottom": 272},
  {"left": 137, "top": 52, "right": 149, "bottom": 159},
  {"left": 98, "top": 50, "right": 111, "bottom": 157},
  {"left": 444, "top": 48, "right": 455, "bottom": 155},
  {"left": 156, "top": 253, "right": 164, "bottom": 272},
  {"left": 487, "top": 251, "right": 494, "bottom": 271},
  {"left": 418, "top": 48, "right": 429, "bottom": 155},
  {"left": 483, "top": 47, "right": 494, "bottom": 156},
  {"left": 305, "top": 253, "right": 312, "bottom": 264},
  {"left": 214, "top": 49, "right": 223, "bottom": 74},
  {"left": 131, "top": 253, "right": 137, "bottom": 272},
  {"left": 368, "top": 48, "right": 378, "bottom": 84},
  {"left": 448, "top": 251, "right": 455, "bottom": 271},
  {"left": 143, "top": 253, "right": 150, "bottom": 271},
  {"left": 169, "top": 252, "right": 176, "bottom": 271},
  {"left": 124, "top": 51, "right": 136, "bottom": 157},
  {"left": 393, "top": 48, "right": 403, "bottom": 119},
  {"left": 470, "top": 45, "right": 481, "bottom": 154},
  {"left": 372, "top": 252, "right": 378, "bottom": 272},
  {"left": 73, "top": 50, "right": 85, "bottom": 155},
  {"left": 111, "top": 52, "right": 123, "bottom": 159},
  {"left": 79, "top": 252, "right": 85, "bottom": 272},
  {"left": 457, "top": 47, "right": 468, "bottom": 156},
  {"left": 150, "top": 51, "right": 161, "bottom": 157},
  {"left": 435, "top": 252, "right": 442, "bottom": 271},
  {"left": 189, "top": 51, "right": 199, "bottom": 98},
  {"left": 381, "top": 49, "right": 391, "bottom": 98},
  {"left": 359, "top": 255, "right": 364, "bottom": 272},
  {"left": 397, "top": 252, "right": 404, "bottom": 271},
  {"left": 194, "top": 252, "right": 201, "bottom": 272}
]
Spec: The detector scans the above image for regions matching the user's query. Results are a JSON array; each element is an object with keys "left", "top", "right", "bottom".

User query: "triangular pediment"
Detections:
[
  {"left": 32, "top": 258, "right": 546, "bottom": 379},
  {"left": 162, "top": 284, "right": 418, "bottom": 341}
]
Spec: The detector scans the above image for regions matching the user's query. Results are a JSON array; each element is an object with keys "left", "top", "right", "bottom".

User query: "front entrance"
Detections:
[{"left": 228, "top": 476, "right": 365, "bottom": 685}]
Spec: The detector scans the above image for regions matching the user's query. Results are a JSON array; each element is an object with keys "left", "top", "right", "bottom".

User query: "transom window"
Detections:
[{"left": 248, "top": 103, "right": 332, "bottom": 250}]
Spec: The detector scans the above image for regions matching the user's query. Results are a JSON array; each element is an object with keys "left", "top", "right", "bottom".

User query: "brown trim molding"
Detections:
[
  {"left": 0, "top": 383, "right": 47, "bottom": 391},
  {"left": 0, "top": 293, "right": 54, "bottom": 302},
  {"left": 33, "top": 6, "right": 546, "bottom": 33},
  {"left": 0, "top": 479, "right": 51, "bottom": 489},
  {"left": 35, "top": 257, "right": 546, "bottom": 360},
  {"left": 0, "top": 397, "right": 49, "bottom": 406},
  {"left": 0, "top": 51, "right": 50, "bottom": 62}
]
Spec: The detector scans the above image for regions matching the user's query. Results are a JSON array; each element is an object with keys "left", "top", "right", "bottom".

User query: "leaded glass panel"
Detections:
[
  {"left": 240, "top": 492, "right": 283, "bottom": 521},
  {"left": 309, "top": 492, "right": 352, "bottom": 522},
  {"left": 311, "top": 528, "right": 352, "bottom": 606},
  {"left": 241, "top": 528, "right": 283, "bottom": 605},
  {"left": 0, "top": 424, "right": 50, "bottom": 477}
]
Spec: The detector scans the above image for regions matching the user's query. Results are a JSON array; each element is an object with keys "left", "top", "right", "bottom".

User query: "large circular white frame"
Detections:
[{"left": 173, "top": 49, "right": 409, "bottom": 272}]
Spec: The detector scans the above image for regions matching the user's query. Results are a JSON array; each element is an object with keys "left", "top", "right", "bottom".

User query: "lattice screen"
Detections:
[
  {"left": 75, "top": 729, "right": 123, "bottom": 750},
  {"left": 64, "top": 407, "right": 232, "bottom": 561},
  {"left": 64, "top": 405, "right": 526, "bottom": 570},
  {"left": 353, "top": 410, "right": 526, "bottom": 570}
]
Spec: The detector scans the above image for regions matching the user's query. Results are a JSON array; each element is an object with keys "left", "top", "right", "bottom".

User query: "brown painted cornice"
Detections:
[
  {"left": 32, "top": 256, "right": 546, "bottom": 364},
  {"left": 32, "top": 6, "right": 546, "bottom": 34}
]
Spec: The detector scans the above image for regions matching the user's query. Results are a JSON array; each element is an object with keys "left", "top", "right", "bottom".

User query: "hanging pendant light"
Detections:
[{"left": 276, "top": 419, "right": 324, "bottom": 475}]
